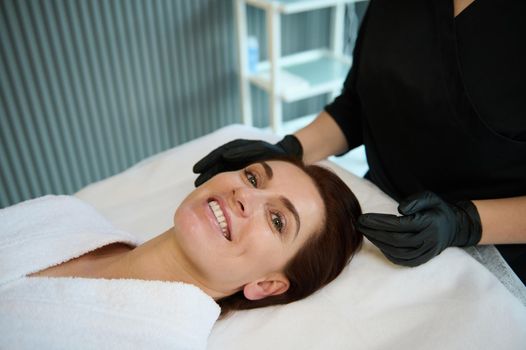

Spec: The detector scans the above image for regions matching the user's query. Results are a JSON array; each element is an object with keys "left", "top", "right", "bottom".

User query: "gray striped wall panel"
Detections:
[{"left": 0, "top": 0, "right": 366, "bottom": 207}]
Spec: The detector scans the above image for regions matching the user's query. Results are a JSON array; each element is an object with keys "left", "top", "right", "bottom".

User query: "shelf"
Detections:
[
  {"left": 245, "top": 0, "right": 366, "bottom": 14},
  {"left": 236, "top": 0, "right": 360, "bottom": 131},
  {"left": 248, "top": 50, "right": 351, "bottom": 102}
]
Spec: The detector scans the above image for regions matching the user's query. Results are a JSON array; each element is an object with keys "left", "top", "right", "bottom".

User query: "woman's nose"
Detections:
[{"left": 232, "top": 187, "right": 263, "bottom": 218}]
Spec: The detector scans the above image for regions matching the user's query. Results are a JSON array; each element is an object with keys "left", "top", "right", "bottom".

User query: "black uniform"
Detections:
[{"left": 325, "top": 0, "right": 526, "bottom": 281}]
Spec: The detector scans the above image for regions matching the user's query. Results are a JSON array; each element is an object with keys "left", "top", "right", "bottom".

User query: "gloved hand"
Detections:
[
  {"left": 192, "top": 135, "right": 303, "bottom": 186},
  {"left": 357, "top": 191, "right": 482, "bottom": 267}
]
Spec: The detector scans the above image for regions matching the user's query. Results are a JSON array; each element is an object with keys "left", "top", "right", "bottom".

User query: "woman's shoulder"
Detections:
[
  {"left": 2, "top": 195, "right": 95, "bottom": 215},
  {"left": 0, "top": 195, "right": 114, "bottom": 234},
  {"left": 0, "top": 195, "right": 139, "bottom": 286}
]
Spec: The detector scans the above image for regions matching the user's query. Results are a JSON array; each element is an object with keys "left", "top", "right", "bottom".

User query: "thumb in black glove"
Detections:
[
  {"left": 192, "top": 135, "right": 303, "bottom": 187},
  {"left": 357, "top": 191, "right": 482, "bottom": 267}
]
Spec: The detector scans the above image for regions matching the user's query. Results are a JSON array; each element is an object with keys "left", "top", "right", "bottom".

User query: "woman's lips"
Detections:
[{"left": 207, "top": 196, "right": 232, "bottom": 241}]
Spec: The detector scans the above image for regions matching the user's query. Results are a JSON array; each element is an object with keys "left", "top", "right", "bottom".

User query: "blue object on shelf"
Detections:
[{"left": 247, "top": 36, "right": 259, "bottom": 73}]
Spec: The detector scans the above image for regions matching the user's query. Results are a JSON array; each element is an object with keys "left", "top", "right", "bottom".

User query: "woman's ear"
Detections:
[{"left": 243, "top": 274, "right": 290, "bottom": 301}]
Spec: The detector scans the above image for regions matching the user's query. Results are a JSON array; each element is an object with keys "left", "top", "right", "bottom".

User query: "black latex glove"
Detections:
[
  {"left": 357, "top": 191, "right": 482, "bottom": 267},
  {"left": 192, "top": 135, "right": 303, "bottom": 186}
]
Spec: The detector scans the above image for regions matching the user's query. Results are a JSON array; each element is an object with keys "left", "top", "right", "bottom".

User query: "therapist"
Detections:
[{"left": 194, "top": 0, "right": 526, "bottom": 281}]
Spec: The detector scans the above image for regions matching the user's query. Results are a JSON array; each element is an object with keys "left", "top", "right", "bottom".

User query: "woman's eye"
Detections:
[
  {"left": 244, "top": 170, "right": 258, "bottom": 187},
  {"left": 271, "top": 212, "right": 284, "bottom": 233}
]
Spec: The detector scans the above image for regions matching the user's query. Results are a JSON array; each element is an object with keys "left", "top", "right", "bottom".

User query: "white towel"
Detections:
[
  {"left": 0, "top": 195, "right": 139, "bottom": 285},
  {"left": 0, "top": 196, "right": 220, "bottom": 349}
]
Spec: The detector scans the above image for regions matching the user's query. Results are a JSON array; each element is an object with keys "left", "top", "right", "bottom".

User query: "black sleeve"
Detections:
[
  {"left": 324, "top": 66, "right": 362, "bottom": 154},
  {"left": 324, "top": 3, "right": 372, "bottom": 154}
]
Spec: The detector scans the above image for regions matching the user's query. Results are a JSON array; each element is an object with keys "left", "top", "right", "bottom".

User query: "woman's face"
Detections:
[{"left": 173, "top": 160, "right": 324, "bottom": 299}]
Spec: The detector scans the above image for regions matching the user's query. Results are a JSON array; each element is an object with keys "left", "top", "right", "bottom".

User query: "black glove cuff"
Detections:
[
  {"left": 454, "top": 200, "right": 483, "bottom": 246},
  {"left": 276, "top": 135, "right": 303, "bottom": 160}
]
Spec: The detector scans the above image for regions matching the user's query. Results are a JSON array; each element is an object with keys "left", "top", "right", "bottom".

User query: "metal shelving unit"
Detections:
[{"left": 236, "top": 0, "right": 364, "bottom": 133}]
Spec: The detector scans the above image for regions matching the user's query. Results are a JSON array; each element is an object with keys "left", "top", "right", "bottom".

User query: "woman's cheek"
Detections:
[
  {"left": 174, "top": 204, "right": 205, "bottom": 240},
  {"left": 248, "top": 239, "right": 287, "bottom": 270}
]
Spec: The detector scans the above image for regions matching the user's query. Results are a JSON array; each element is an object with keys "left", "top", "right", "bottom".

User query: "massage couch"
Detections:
[{"left": 74, "top": 124, "right": 526, "bottom": 349}]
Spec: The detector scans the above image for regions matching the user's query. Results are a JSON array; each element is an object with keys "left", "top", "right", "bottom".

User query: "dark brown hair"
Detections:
[{"left": 217, "top": 158, "right": 363, "bottom": 317}]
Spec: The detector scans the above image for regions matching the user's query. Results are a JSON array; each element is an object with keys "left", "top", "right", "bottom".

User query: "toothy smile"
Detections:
[{"left": 208, "top": 200, "right": 231, "bottom": 241}]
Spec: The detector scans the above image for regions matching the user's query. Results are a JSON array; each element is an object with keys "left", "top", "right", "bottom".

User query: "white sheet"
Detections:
[{"left": 76, "top": 124, "right": 526, "bottom": 350}]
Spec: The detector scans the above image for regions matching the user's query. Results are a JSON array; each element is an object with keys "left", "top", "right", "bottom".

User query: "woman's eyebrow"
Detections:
[{"left": 258, "top": 161, "right": 273, "bottom": 180}]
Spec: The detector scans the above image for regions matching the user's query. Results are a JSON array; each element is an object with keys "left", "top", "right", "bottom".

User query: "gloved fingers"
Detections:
[
  {"left": 276, "top": 134, "right": 303, "bottom": 159},
  {"left": 364, "top": 235, "right": 397, "bottom": 255},
  {"left": 223, "top": 142, "right": 270, "bottom": 161},
  {"left": 358, "top": 213, "right": 399, "bottom": 231},
  {"left": 383, "top": 250, "right": 425, "bottom": 267},
  {"left": 194, "top": 172, "right": 213, "bottom": 187},
  {"left": 193, "top": 147, "right": 226, "bottom": 173},
  {"left": 222, "top": 152, "right": 261, "bottom": 171},
  {"left": 358, "top": 213, "right": 427, "bottom": 234},
  {"left": 366, "top": 235, "right": 427, "bottom": 260},
  {"left": 377, "top": 240, "right": 438, "bottom": 267},
  {"left": 193, "top": 139, "right": 251, "bottom": 173},
  {"left": 194, "top": 163, "right": 224, "bottom": 187},
  {"left": 393, "top": 243, "right": 439, "bottom": 267},
  {"left": 398, "top": 191, "right": 444, "bottom": 215},
  {"left": 359, "top": 224, "right": 424, "bottom": 248}
]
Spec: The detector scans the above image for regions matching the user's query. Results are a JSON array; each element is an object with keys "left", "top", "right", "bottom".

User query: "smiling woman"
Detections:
[
  {"left": 0, "top": 157, "right": 362, "bottom": 347},
  {"left": 33, "top": 158, "right": 363, "bottom": 311},
  {"left": 171, "top": 159, "right": 330, "bottom": 303},
  {"left": 175, "top": 157, "right": 364, "bottom": 315}
]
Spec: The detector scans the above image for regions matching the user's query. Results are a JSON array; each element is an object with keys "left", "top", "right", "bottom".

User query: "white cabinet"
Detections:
[{"left": 235, "top": 0, "right": 365, "bottom": 133}]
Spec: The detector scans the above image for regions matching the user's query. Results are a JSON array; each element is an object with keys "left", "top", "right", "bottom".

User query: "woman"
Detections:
[{"left": 0, "top": 157, "right": 362, "bottom": 348}]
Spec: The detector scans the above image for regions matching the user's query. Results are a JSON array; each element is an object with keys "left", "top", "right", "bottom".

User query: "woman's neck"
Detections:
[
  {"left": 122, "top": 228, "right": 229, "bottom": 300},
  {"left": 31, "top": 228, "right": 229, "bottom": 300}
]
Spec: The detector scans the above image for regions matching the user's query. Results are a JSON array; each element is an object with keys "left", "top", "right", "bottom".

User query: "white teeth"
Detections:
[{"left": 208, "top": 200, "right": 230, "bottom": 240}]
